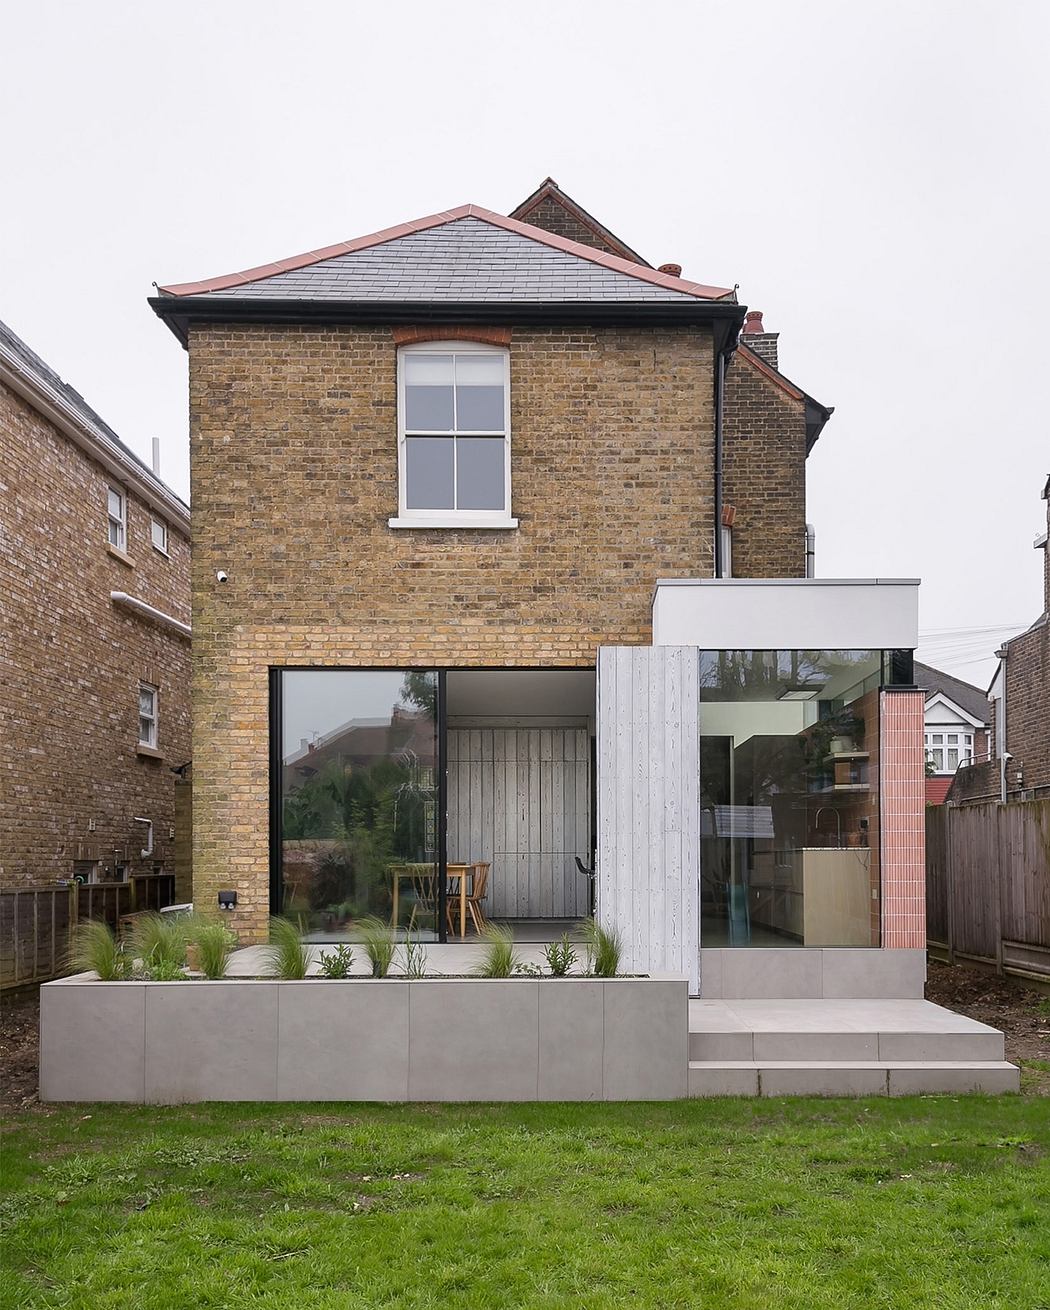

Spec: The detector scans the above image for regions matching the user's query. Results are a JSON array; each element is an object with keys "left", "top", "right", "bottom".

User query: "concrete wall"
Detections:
[{"left": 39, "top": 975, "right": 688, "bottom": 1103}]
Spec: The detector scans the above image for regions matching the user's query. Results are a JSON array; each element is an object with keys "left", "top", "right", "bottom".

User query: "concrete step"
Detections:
[
  {"left": 687, "top": 1059, "right": 1021, "bottom": 1098},
  {"left": 688, "top": 1028, "right": 1005, "bottom": 1063}
]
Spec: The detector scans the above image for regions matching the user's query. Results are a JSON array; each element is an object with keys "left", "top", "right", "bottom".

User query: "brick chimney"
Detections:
[{"left": 741, "top": 310, "right": 780, "bottom": 370}]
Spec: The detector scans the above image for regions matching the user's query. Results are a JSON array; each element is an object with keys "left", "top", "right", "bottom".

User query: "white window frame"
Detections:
[
  {"left": 107, "top": 485, "right": 126, "bottom": 551},
  {"left": 389, "top": 341, "right": 517, "bottom": 529},
  {"left": 924, "top": 729, "right": 974, "bottom": 775},
  {"left": 138, "top": 683, "right": 158, "bottom": 749},
  {"left": 150, "top": 515, "right": 169, "bottom": 555}
]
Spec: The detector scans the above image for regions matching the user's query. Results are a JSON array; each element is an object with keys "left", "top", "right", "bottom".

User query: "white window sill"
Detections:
[
  {"left": 136, "top": 744, "right": 163, "bottom": 760},
  {"left": 388, "top": 515, "right": 519, "bottom": 530}
]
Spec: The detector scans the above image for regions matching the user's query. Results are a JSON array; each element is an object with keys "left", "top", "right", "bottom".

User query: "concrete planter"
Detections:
[{"left": 39, "top": 975, "right": 688, "bottom": 1104}]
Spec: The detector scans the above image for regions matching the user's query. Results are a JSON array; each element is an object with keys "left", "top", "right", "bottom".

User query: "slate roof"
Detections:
[
  {"left": 914, "top": 661, "right": 991, "bottom": 725},
  {"left": 156, "top": 205, "right": 734, "bottom": 304}
]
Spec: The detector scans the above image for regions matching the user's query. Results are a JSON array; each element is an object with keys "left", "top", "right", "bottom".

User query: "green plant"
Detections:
[
  {"left": 581, "top": 918, "right": 622, "bottom": 977},
  {"left": 317, "top": 944, "right": 355, "bottom": 979},
  {"left": 131, "top": 913, "right": 187, "bottom": 971},
  {"left": 143, "top": 957, "right": 187, "bottom": 982},
  {"left": 403, "top": 936, "right": 427, "bottom": 979},
  {"left": 264, "top": 916, "right": 309, "bottom": 980},
  {"left": 473, "top": 924, "right": 520, "bottom": 978},
  {"left": 68, "top": 919, "right": 130, "bottom": 981},
  {"left": 189, "top": 920, "right": 236, "bottom": 979},
  {"left": 358, "top": 917, "right": 396, "bottom": 977},
  {"left": 543, "top": 934, "right": 577, "bottom": 977}
]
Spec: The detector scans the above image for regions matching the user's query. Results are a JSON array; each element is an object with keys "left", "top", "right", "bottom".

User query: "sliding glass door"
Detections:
[{"left": 273, "top": 669, "right": 441, "bottom": 939}]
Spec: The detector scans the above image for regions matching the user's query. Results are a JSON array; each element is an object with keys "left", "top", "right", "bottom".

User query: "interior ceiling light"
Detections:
[{"left": 777, "top": 684, "right": 822, "bottom": 701}]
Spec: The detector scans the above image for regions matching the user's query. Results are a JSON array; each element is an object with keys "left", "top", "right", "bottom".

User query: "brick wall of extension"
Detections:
[
  {"left": 188, "top": 321, "right": 718, "bottom": 939},
  {"left": 0, "top": 381, "right": 192, "bottom": 888}
]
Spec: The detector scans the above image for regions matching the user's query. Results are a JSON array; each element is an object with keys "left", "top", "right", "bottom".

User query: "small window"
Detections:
[
  {"left": 107, "top": 486, "right": 126, "bottom": 551},
  {"left": 719, "top": 525, "right": 733, "bottom": 578},
  {"left": 392, "top": 344, "right": 515, "bottom": 527},
  {"left": 138, "top": 684, "right": 158, "bottom": 748},
  {"left": 150, "top": 515, "right": 168, "bottom": 554}
]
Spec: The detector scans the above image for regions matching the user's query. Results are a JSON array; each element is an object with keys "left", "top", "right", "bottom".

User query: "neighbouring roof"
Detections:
[
  {"left": 0, "top": 317, "right": 189, "bottom": 528},
  {"left": 735, "top": 343, "right": 834, "bottom": 453},
  {"left": 156, "top": 205, "right": 734, "bottom": 305},
  {"left": 509, "top": 177, "right": 652, "bottom": 266},
  {"left": 914, "top": 661, "right": 992, "bottom": 725},
  {"left": 925, "top": 777, "right": 954, "bottom": 805}
]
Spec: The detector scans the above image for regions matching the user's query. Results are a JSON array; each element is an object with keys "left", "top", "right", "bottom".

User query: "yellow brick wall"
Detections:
[{"left": 188, "top": 323, "right": 716, "bottom": 938}]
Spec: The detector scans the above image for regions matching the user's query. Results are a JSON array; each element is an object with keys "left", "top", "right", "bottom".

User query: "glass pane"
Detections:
[
  {"left": 456, "top": 437, "right": 505, "bottom": 510},
  {"left": 699, "top": 650, "right": 883, "bottom": 949},
  {"left": 151, "top": 518, "right": 166, "bottom": 549},
  {"left": 139, "top": 717, "right": 155, "bottom": 745},
  {"left": 279, "top": 670, "right": 440, "bottom": 940},
  {"left": 405, "top": 385, "right": 454, "bottom": 431},
  {"left": 455, "top": 354, "right": 505, "bottom": 431},
  {"left": 404, "top": 353, "right": 453, "bottom": 430},
  {"left": 108, "top": 520, "right": 123, "bottom": 548},
  {"left": 947, "top": 749, "right": 959, "bottom": 770},
  {"left": 405, "top": 437, "right": 454, "bottom": 509},
  {"left": 108, "top": 488, "right": 122, "bottom": 518},
  {"left": 947, "top": 734, "right": 958, "bottom": 745},
  {"left": 139, "top": 688, "right": 154, "bottom": 716}
]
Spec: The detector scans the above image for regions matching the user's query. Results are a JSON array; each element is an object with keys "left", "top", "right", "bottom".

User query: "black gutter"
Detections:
[{"left": 148, "top": 295, "right": 747, "bottom": 350}]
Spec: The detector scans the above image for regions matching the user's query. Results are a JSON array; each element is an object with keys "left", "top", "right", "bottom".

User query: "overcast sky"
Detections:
[{"left": 4, "top": 0, "right": 1046, "bottom": 687}]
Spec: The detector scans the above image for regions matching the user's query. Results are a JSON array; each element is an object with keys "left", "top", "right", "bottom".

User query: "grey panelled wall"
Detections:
[
  {"left": 597, "top": 646, "right": 701, "bottom": 991},
  {"left": 447, "top": 728, "right": 591, "bottom": 919}
]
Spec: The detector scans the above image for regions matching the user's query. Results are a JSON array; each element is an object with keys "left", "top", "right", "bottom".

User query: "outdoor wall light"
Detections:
[{"left": 218, "top": 890, "right": 237, "bottom": 910}]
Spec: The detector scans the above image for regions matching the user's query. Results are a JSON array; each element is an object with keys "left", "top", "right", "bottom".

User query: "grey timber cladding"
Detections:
[
  {"left": 196, "top": 218, "right": 702, "bottom": 303},
  {"left": 597, "top": 646, "right": 701, "bottom": 991}
]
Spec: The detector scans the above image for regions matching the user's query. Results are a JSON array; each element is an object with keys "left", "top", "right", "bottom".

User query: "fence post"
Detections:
[{"left": 944, "top": 807, "right": 956, "bottom": 966}]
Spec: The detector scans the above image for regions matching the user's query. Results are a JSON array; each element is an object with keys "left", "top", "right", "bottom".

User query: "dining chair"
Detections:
[
  {"left": 407, "top": 864, "right": 438, "bottom": 935},
  {"left": 464, "top": 861, "right": 490, "bottom": 934}
]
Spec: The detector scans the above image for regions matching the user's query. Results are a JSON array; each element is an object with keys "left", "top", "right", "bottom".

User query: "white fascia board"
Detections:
[
  {"left": 651, "top": 578, "right": 919, "bottom": 650},
  {"left": 922, "top": 692, "right": 986, "bottom": 728}
]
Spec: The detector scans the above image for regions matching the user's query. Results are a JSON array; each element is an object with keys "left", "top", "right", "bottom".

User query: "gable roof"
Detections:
[
  {"left": 914, "top": 661, "right": 992, "bottom": 725},
  {"left": 735, "top": 344, "right": 834, "bottom": 452},
  {"left": 156, "top": 205, "right": 733, "bottom": 304},
  {"left": 509, "top": 178, "right": 652, "bottom": 266},
  {"left": 0, "top": 318, "right": 189, "bottom": 529}
]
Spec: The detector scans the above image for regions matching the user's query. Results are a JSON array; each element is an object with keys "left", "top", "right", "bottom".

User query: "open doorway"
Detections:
[{"left": 444, "top": 669, "right": 595, "bottom": 939}]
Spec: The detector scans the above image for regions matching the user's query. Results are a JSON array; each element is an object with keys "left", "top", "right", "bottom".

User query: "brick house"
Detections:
[
  {"left": 962, "top": 475, "right": 1050, "bottom": 803},
  {"left": 150, "top": 181, "right": 926, "bottom": 999},
  {"left": 914, "top": 661, "right": 992, "bottom": 805},
  {"left": 0, "top": 320, "right": 191, "bottom": 895}
]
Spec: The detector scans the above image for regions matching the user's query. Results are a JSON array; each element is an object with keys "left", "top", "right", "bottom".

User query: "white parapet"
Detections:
[{"left": 651, "top": 578, "right": 919, "bottom": 651}]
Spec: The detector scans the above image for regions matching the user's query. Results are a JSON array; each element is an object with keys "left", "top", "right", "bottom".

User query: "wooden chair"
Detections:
[
  {"left": 464, "top": 861, "right": 490, "bottom": 935},
  {"left": 407, "top": 865, "right": 438, "bottom": 935}
]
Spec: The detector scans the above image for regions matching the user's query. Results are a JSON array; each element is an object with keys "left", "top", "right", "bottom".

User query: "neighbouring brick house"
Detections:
[
  {"left": 0, "top": 320, "right": 192, "bottom": 896},
  {"left": 914, "top": 661, "right": 992, "bottom": 805},
  {"left": 150, "top": 181, "right": 926, "bottom": 998},
  {"left": 952, "top": 475, "right": 1050, "bottom": 804}
]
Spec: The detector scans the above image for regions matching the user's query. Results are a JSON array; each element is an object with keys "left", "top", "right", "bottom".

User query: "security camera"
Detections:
[{"left": 216, "top": 569, "right": 229, "bottom": 583}]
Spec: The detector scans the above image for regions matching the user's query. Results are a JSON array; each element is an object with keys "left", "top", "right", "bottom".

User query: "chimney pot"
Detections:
[
  {"left": 743, "top": 310, "right": 765, "bottom": 334},
  {"left": 658, "top": 263, "right": 682, "bottom": 277}
]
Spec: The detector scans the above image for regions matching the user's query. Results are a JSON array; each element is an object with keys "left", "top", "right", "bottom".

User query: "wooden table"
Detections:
[{"left": 389, "top": 863, "right": 472, "bottom": 937}]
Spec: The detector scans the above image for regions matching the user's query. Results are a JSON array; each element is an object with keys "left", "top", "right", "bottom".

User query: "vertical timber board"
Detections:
[{"left": 597, "top": 646, "right": 700, "bottom": 991}]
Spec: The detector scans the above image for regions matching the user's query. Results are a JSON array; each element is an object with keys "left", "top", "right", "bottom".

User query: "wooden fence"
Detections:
[
  {"left": 926, "top": 798, "right": 1050, "bottom": 982},
  {"left": 0, "top": 873, "right": 176, "bottom": 990}
]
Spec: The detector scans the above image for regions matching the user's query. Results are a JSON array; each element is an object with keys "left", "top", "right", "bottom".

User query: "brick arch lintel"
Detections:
[{"left": 391, "top": 325, "right": 512, "bottom": 348}]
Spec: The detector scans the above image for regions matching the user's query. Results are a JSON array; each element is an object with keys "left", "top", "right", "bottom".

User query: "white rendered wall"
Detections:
[{"left": 652, "top": 579, "right": 919, "bottom": 651}]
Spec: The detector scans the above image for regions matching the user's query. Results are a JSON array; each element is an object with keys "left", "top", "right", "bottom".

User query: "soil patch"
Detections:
[{"left": 0, "top": 989, "right": 42, "bottom": 1113}]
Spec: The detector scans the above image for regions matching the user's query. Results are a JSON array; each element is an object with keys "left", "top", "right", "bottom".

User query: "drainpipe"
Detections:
[
  {"left": 714, "top": 350, "right": 726, "bottom": 577},
  {"left": 805, "top": 523, "right": 816, "bottom": 578},
  {"left": 133, "top": 817, "right": 154, "bottom": 859},
  {"left": 996, "top": 644, "right": 1008, "bottom": 802}
]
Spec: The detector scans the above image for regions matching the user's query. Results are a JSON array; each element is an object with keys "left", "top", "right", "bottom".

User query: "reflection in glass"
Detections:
[
  {"left": 405, "top": 437, "right": 455, "bottom": 509},
  {"left": 699, "top": 650, "right": 883, "bottom": 949},
  {"left": 278, "top": 670, "right": 439, "bottom": 940}
]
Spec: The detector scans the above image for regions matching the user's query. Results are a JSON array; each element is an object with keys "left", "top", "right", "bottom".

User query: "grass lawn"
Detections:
[{"left": 2, "top": 1098, "right": 1048, "bottom": 1310}]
